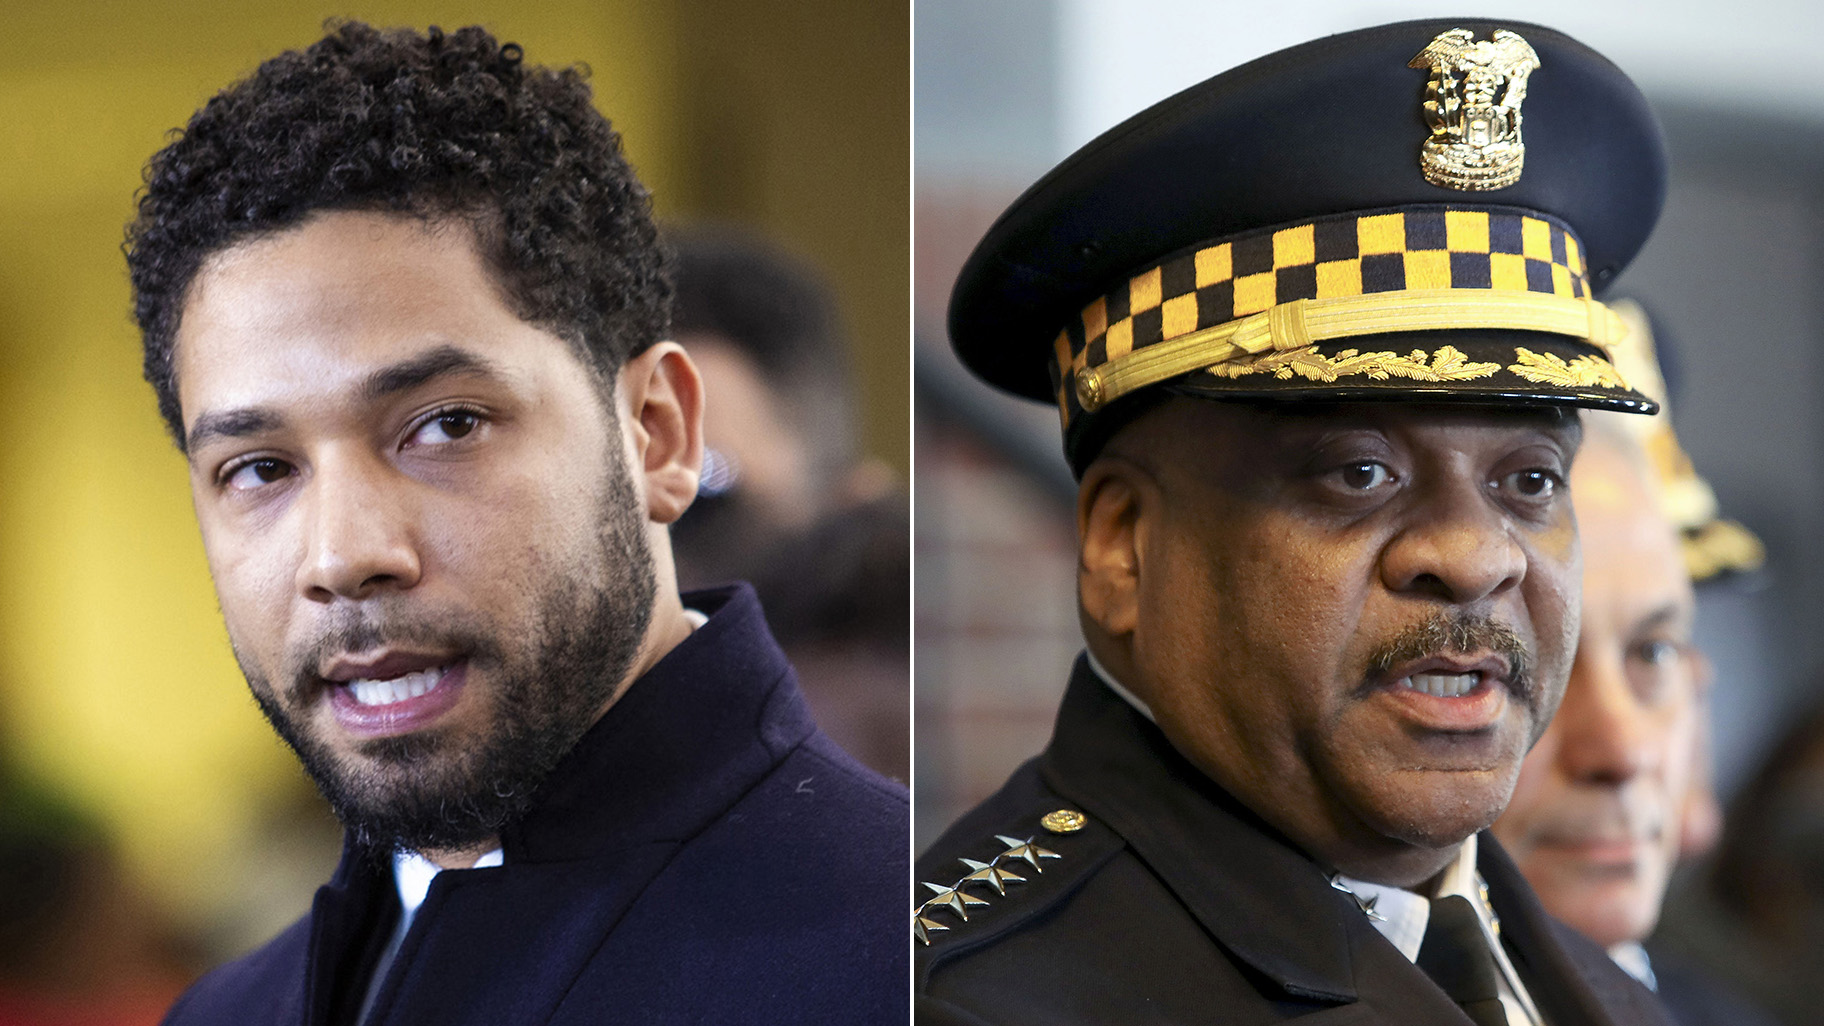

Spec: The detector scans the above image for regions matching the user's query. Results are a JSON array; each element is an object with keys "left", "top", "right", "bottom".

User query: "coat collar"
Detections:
[
  {"left": 1479, "top": 830, "right": 1630, "bottom": 1026},
  {"left": 499, "top": 582, "right": 815, "bottom": 863},
  {"left": 1039, "top": 656, "right": 1367, "bottom": 1002},
  {"left": 309, "top": 584, "right": 813, "bottom": 1022}
]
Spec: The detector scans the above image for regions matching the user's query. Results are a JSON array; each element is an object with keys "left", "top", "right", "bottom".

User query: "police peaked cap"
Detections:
[{"left": 947, "top": 18, "right": 1668, "bottom": 468}]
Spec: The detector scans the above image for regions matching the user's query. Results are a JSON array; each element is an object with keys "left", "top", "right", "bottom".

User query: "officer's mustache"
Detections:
[{"left": 1365, "top": 613, "right": 1534, "bottom": 705}]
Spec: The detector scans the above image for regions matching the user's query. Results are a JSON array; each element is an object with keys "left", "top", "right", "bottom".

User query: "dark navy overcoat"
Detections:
[{"left": 165, "top": 585, "right": 909, "bottom": 1025}]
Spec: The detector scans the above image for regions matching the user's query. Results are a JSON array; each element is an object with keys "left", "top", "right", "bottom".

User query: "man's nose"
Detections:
[
  {"left": 1380, "top": 478, "right": 1527, "bottom": 606},
  {"left": 1557, "top": 646, "right": 1655, "bottom": 784},
  {"left": 294, "top": 451, "right": 423, "bottom": 603}
]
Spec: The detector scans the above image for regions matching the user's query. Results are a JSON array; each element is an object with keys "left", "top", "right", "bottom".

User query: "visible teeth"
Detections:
[
  {"left": 348, "top": 667, "right": 445, "bottom": 707},
  {"left": 1403, "top": 672, "right": 1479, "bottom": 698}
]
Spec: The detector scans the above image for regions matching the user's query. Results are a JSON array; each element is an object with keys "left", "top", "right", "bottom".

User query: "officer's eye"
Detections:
[
  {"left": 1338, "top": 462, "right": 1392, "bottom": 490},
  {"left": 1498, "top": 468, "right": 1560, "bottom": 499},
  {"left": 1636, "top": 639, "right": 1681, "bottom": 666}
]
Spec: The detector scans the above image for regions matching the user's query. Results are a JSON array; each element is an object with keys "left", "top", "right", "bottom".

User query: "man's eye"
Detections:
[
  {"left": 1636, "top": 639, "right": 1681, "bottom": 666},
  {"left": 1498, "top": 468, "right": 1560, "bottom": 499},
  {"left": 406, "top": 409, "right": 484, "bottom": 447},
  {"left": 1337, "top": 462, "right": 1392, "bottom": 490},
  {"left": 224, "top": 458, "right": 294, "bottom": 491}
]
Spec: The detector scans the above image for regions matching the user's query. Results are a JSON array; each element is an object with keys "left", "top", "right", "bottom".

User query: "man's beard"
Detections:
[{"left": 239, "top": 453, "right": 656, "bottom": 856}]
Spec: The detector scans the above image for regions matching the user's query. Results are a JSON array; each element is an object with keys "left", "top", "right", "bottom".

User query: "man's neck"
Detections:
[
  {"left": 1083, "top": 647, "right": 1467, "bottom": 888},
  {"left": 418, "top": 843, "right": 500, "bottom": 871}
]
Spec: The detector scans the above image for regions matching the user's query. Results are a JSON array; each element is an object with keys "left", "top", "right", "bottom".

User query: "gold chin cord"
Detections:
[{"left": 1073, "top": 288, "right": 1629, "bottom": 412}]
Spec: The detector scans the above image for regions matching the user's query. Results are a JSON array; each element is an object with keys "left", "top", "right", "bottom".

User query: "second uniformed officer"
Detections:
[{"left": 918, "top": 18, "right": 1676, "bottom": 1026}]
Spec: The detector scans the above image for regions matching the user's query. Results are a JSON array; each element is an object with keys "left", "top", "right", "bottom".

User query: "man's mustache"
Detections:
[
  {"left": 281, "top": 607, "right": 502, "bottom": 703},
  {"left": 1366, "top": 612, "right": 1533, "bottom": 703},
  {"left": 1530, "top": 790, "right": 1668, "bottom": 848}
]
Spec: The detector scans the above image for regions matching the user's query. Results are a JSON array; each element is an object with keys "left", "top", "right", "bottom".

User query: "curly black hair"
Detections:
[{"left": 125, "top": 21, "right": 671, "bottom": 449}]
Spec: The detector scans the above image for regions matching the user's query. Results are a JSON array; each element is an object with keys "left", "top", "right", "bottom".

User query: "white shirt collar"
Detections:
[
  {"left": 1085, "top": 648, "right": 1155, "bottom": 722},
  {"left": 358, "top": 847, "right": 503, "bottom": 1023},
  {"left": 1609, "top": 940, "right": 1658, "bottom": 991},
  {"left": 392, "top": 847, "right": 504, "bottom": 920},
  {"left": 1335, "top": 835, "right": 1544, "bottom": 1026}
]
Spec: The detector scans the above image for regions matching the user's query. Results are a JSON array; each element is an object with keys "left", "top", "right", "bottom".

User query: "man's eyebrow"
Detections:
[
  {"left": 362, "top": 344, "right": 507, "bottom": 400},
  {"left": 186, "top": 407, "right": 283, "bottom": 454},
  {"left": 185, "top": 345, "right": 507, "bottom": 455},
  {"left": 1631, "top": 602, "right": 1689, "bottom": 636}
]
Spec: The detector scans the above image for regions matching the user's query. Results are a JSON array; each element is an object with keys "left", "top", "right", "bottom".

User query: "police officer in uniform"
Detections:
[{"left": 918, "top": 18, "right": 1676, "bottom": 1026}]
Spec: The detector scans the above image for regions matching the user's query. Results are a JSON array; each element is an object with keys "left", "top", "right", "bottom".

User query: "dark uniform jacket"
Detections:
[
  {"left": 916, "top": 657, "right": 1675, "bottom": 1026},
  {"left": 165, "top": 584, "right": 908, "bottom": 1026}
]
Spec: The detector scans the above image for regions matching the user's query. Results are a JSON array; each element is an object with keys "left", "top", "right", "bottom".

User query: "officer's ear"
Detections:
[
  {"left": 618, "top": 341, "right": 705, "bottom": 525},
  {"left": 1077, "top": 454, "right": 1153, "bottom": 640}
]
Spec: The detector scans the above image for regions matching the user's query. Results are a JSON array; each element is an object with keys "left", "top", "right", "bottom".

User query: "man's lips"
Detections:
[
  {"left": 319, "top": 651, "right": 470, "bottom": 740},
  {"left": 321, "top": 648, "right": 457, "bottom": 684},
  {"left": 1535, "top": 833, "right": 1655, "bottom": 866},
  {"left": 1368, "top": 653, "right": 1518, "bottom": 732},
  {"left": 1531, "top": 808, "right": 1665, "bottom": 868}
]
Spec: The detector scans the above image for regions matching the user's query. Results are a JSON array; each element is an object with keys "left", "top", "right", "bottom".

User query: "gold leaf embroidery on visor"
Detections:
[
  {"left": 1204, "top": 344, "right": 1500, "bottom": 383},
  {"left": 1507, "top": 347, "right": 1629, "bottom": 389}
]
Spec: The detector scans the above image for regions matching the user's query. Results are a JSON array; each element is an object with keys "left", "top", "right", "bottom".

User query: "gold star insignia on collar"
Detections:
[
  {"left": 994, "top": 835, "right": 1061, "bottom": 872},
  {"left": 959, "top": 857, "right": 1026, "bottom": 895}
]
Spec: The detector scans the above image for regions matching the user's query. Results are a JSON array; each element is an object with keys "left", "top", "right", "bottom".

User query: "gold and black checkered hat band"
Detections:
[
  {"left": 1066, "top": 205, "right": 1587, "bottom": 369},
  {"left": 1044, "top": 204, "right": 1655, "bottom": 435}
]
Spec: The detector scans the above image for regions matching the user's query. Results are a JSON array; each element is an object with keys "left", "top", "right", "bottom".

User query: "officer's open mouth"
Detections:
[{"left": 1400, "top": 672, "right": 1480, "bottom": 698}]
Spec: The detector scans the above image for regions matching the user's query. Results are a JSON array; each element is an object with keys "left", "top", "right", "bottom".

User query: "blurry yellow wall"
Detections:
[{"left": 0, "top": 0, "right": 905, "bottom": 947}]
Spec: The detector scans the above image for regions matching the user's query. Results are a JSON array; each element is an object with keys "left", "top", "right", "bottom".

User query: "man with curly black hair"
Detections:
[{"left": 125, "top": 22, "right": 905, "bottom": 1025}]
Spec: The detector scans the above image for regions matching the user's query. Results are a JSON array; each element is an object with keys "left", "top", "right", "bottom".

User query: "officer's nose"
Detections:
[
  {"left": 1380, "top": 476, "right": 1526, "bottom": 606},
  {"left": 294, "top": 452, "right": 422, "bottom": 603}
]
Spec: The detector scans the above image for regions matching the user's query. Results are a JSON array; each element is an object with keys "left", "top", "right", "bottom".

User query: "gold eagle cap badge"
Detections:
[{"left": 1409, "top": 28, "right": 1541, "bottom": 191}]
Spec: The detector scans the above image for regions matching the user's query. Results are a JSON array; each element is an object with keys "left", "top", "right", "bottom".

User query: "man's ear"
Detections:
[
  {"left": 618, "top": 341, "right": 704, "bottom": 524},
  {"left": 1077, "top": 458, "right": 1150, "bottom": 639}
]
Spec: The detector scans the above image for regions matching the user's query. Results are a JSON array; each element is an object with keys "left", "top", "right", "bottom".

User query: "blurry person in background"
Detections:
[
  {"left": 124, "top": 22, "right": 905, "bottom": 1024},
  {"left": 1493, "top": 303, "right": 1772, "bottom": 1026},
  {"left": 0, "top": 749, "right": 191, "bottom": 1025},
  {"left": 668, "top": 227, "right": 908, "bottom": 780},
  {"left": 1691, "top": 695, "right": 1824, "bottom": 1026}
]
